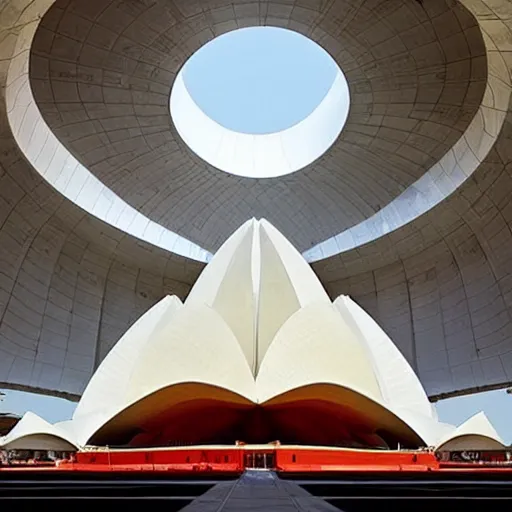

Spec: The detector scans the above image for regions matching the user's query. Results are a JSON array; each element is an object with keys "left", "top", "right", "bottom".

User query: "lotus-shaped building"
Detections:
[{"left": 0, "top": 220, "right": 504, "bottom": 453}]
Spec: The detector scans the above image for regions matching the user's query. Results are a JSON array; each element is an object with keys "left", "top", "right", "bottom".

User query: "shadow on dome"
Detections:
[
  {"left": 88, "top": 383, "right": 253, "bottom": 447},
  {"left": 88, "top": 382, "right": 424, "bottom": 449},
  {"left": 261, "top": 384, "right": 424, "bottom": 449}
]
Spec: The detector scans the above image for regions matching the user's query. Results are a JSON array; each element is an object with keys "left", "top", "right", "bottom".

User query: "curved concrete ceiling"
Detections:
[
  {"left": 311, "top": 0, "right": 512, "bottom": 399},
  {"left": 29, "top": 0, "right": 486, "bottom": 251},
  {"left": 0, "top": 0, "right": 512, "bottom": 403}
]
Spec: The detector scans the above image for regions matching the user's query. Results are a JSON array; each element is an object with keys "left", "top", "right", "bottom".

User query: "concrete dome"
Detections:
[
  {"left": 29, "top": 0, "right": 486, "bottom": 251},
  {"left": 0, "top": 0, "right": 511, "bottom": 408}
]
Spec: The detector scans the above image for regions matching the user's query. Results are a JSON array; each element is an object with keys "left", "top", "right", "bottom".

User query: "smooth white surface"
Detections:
[
  {"left": 8, "top": 220, "right": 504, "bottom": 449},
  {"left": 78, "top": 220, "right": 419, "bottom": 443},
  {"left": 438, "top": 435, "right": 505, "bottom": 451},
  {"left": 127, "top": 303, "right": 257, "bottom": 404},
  {"left": 257, "top": 220, "right": 331, "bottom": 370},
  {"left": 74, "top": 296, "right": 183, "bottom": 419},
  {"left": 256, "top": 302, "right": 382, "bottom": 403},
  {"left": 392, "top": 408, "right": 455, "bottom": 447},
  {"left": 0, "top": 411, "right": 77, "bottom": 450},
  {"left": 334, "top": 296, "right": 432, "bottom": 418},
  {"left": 186, "top": 220, "right": 257, "bottom": 371},
  {"left": 186, "top": 219, "right": 331, "bottom": 373},
  {"left": 436, "top": 411, "right": 505, "bottom": 450},
  {"left": 170, "top": 71, "right": 350, "bottom": 178},
  {"left": 70, "top": 296, "right": 183, "bottom": 445},
  {"left": 261, "top": 220, "right": 330, "bottom": 306}
]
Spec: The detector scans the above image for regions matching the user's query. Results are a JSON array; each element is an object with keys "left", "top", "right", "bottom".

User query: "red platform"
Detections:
[{"left": 3, "top": 445, "right": 512, "bottom": 474}]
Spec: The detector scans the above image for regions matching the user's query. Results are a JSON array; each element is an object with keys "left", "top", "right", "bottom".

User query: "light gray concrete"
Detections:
[
  {"left": 29, "top": 0, "right": 486, "bottom": 251},
  {"left": 182, "top": 471, "right": 339, "bottom": 511}
]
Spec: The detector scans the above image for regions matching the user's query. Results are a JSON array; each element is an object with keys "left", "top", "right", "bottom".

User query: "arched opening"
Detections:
[
  {"left": 170, "top": 27, "right": 349, "bottom": 178},
  {"left": 437, "top": 435, "right": 505, "bottom": 452},
  {"left": 88, "top": 383, "right": 423, "bottom": 449}
]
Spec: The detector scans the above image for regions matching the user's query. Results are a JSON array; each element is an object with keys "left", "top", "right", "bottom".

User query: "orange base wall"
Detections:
[{"left": 4, "top": 446, "right": 512, "bottom": 474}]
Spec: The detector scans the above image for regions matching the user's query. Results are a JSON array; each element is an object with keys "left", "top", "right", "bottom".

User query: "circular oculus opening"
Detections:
[{"left": 170, "top": 27, "right": 350, "bottom": 179}]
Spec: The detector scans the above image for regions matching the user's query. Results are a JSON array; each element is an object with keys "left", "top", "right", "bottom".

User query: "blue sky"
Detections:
[
  {"left": 182, "top": 27, "right": 338, "bottom": 134},
  {"left": 435, "top": 390, "right": 512, "bottom": 443},
  {"left": 1, "top": 27, "right": 510, "bottom": 444},
  {"left": 0, "top": 389, "right": 75, "bottom": 424}
]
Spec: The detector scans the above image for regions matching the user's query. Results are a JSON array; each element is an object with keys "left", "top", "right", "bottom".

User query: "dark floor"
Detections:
[{"left": 1, "top": 469, "right": 512, "bottom": 510}]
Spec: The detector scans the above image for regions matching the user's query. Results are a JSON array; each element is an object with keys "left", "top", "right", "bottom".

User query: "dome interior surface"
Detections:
[{"left": 30, "top": 0, "right": 486, "bottom": 251}]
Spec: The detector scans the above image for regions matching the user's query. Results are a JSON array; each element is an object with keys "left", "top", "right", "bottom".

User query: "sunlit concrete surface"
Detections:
[
  {"left": 29, "top": 0, "right": 486, "bottom": 251},
  {"left": 7, "top": 67, "right": 211, "bottom": 261}
]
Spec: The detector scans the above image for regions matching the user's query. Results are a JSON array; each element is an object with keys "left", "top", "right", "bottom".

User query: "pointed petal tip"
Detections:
[
  {"left": 160, "top": 294, "right": 183, "bottom": 306},
  {"left": 259, "top": 218, "right": 274, "bottom": 230}
]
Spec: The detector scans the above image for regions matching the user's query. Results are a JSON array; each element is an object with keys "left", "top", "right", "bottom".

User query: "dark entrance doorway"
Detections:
[{"left": 243, "top": 451, "right": 275, "bottom": 470}]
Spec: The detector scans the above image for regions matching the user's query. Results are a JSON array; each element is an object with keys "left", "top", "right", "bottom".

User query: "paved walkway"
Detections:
[{"left": 182, "top": 470, "right": 340, "bottom": 511}]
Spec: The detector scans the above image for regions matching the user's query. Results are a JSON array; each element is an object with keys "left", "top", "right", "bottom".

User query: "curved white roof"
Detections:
[
  {"left": 8, "top": 219, "right": 504, "bottom": 450},
  {"left": 126, "top": 302, "right": 258, "bottom": 405},
  {"left": 256, "top": 302, "right": 382, "bottom": 404},
  {"left": 70, "top": 295, "right": 184, "bottom": 445},
  {"left": 436, "top": 412, "right": 505, "bottom": 451},
  {"left": 0, "top": 412, "right": 77, "bottom": 451},
  {"left": 186, "top": 220, "right": 257, "bottom": 370},
  {"left": 334, "top": 295, "right": 432, "bottom": 418}
]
